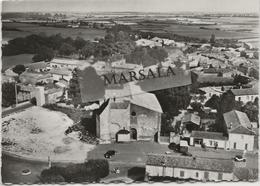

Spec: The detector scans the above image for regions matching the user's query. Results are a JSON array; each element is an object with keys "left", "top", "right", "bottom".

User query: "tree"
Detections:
[
  {"left": 74, "top": 36, "right": 86, "bottom": 50},
  {"left": 240, "top": 51, "right": 247, "bottom": 58},
  {"left": 205, "top": 94, "right": 220, "bottom": 110},
  {"left": 2, "top": 82, "right": 16, "bottom": 107},
  {"left": 59, "top": 43, "right": 76, "bottom": 56},
  {"left": 190, "top": 102, "right": 203, "bottom": 113},
  {"left": 209, "top": 34, "right": 215, "bottom": 44},
  {"left": 12, "top": 64, "right": 26, "bottom": 75},
  {"left": 68, "top": 69, "right": 82, "bottom": 106},
  {"left": 32, "top": 46, "right": 54, "bottom": 62},
  {"left": 233, "top": 74, "right": 250, "bottom": 85},
  {"left": 148, "top": 47, "right": 168, "bottom": 62},
  {"left": 41, "top": 167, "right": 65, "bottom": 183},
  {"left": 242, "top": 101, "right": 259, "bottom": 122},
  {"left": 81, "top": 41, "right": 96, "bottom": 59}
]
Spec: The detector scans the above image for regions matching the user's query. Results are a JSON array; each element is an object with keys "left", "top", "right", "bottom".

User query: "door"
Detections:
[
  {"left": 130, "top": 128, "right": 137, "bottom": 140},
  {"left": 233, "top": 142, "right": 237, "bottom": 149}
]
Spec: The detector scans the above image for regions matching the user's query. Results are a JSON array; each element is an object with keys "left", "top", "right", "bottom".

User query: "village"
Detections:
[{"left": 1, "top": 8, "right": 259, "bottom": 183}]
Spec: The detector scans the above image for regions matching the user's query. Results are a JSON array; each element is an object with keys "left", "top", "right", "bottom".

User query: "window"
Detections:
[
  {"left": 238, "top": 97, "right": 241, "bottom": 101},
  {"left": 196, "top": 172, "right": 199, "bottom": 178},
  {"left": 180, "top": 171, "right": 184, "bottom": 177},
  {"left": 245, "top": 144, "right": 248, "bottom": 150},
  {"left": 209, "top": 141, "right": 213, "bottom": 146},
  {"left": 233, "top": 142, "right": 237, "bottom": 149},
  {"left": 131, "top": 111, "right": 136, "bottom": 116},
  {"left": 218, "top": 173, "right": 223, "bottom": 180}
]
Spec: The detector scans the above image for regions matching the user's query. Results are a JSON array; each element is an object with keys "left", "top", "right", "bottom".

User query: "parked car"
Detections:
[
  {"left": 182, "top": 151, "right": 192, "bottom": 157},
  {"left": 104, "top": 150, "right": 117, "bottom": 158},
  {"left": 234, "top": 155, "right": 246, "bottom": 162}
]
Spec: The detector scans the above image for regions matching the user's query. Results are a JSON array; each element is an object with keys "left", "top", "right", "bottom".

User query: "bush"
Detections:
[
  {"left": 40, "top": 159, "right": 109, "bottom": 183},
  {"left": 30, "top": 97, "right": 37, "bottom": 105},
  {"left": 41, "top": 167, "right": 65, "bottom": 183}
]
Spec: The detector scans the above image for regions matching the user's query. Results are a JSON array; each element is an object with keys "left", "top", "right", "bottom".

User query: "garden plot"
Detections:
[{"left": 2, "top": 106, "right": 95, "bottom": 162}]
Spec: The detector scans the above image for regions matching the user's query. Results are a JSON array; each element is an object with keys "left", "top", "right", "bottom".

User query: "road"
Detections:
[
  {"left": 2, "top": 102, "right": 33, "bottom": 117},
  {"left": 2, "top": 141, "right": 258, "bottom": 184}
]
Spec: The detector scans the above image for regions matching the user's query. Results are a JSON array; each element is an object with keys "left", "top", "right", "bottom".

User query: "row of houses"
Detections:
[{"left": 146, "top": 154, "right": 235, "bottom": 181}]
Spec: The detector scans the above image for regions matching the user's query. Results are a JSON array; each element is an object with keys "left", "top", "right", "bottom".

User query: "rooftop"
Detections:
[
  {"left": 146, "top": 154, "right": 234, "bottom": 173},
  {"left": 223, "top": 110, "right": 253, "bottom": 134},
  {"left": 182, "top": 113, "right": 200, "bottom": 125},
  {"left": 26, "top": 61, "right": 49, "bottom": 71},
  {"left": 50, "top": 58, "right": 90, "bottom": 66},
  {"left": 49, "top": 68, "right": 72, "bottom": 76},
  {"left": 230, "top": 88, "right": 258, "bottom": 96},
  {"left": 191, "top": 131, "right": 228, "bottom": 140}
]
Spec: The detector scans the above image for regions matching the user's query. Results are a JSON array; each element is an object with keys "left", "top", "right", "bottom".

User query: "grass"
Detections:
[
  {"left": 2, "top": 22, "right": 106, "bottom": 42},
  {"left": 2, "top": 54, "right": 34, "bottom": 71}
]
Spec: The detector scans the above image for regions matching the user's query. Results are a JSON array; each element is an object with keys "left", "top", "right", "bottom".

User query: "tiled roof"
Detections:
[
  {"left": 230, "top": 126, "right": 255, "bottom": 135},
  {"left": 223, "top": 110, "right": 252, "bottom": 130},
  {"left": 131, "top": 92, "right": 163, "bottom": 113},
  {"left": 49, "top": 68, "right": 72, "bottom": 76},
  {"left": 26, "top": 62, "right": 48, "bottom": 70},
  {"left": 230, "top": 88, "right": 258, "bottom": 96},
  {"left": 182, "top": 113, "right": 200, "bottom": 125},
  {"left": 146, "top": 154, "right": 234, "bottom": 173},
  {"left": 191, "top": 131, "right": 228, "bottom": 140}
]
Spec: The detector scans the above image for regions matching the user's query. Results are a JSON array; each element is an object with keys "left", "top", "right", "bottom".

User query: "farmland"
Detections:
[{"left": 2, "top": 22, "right": 106, "bottom": 43}]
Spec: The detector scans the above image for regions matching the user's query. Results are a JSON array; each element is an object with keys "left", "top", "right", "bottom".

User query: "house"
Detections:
[
  {"left": 26, "top": 61, "right": 50, "bottom": 73},
  {"left": 33, "top": 85, "right": 64, "bottom": 106},
  {"left": 223, "top": 110, "right": 255, "bottom": 151},
  {"left": 199, "top": 87, "right": 225, "bottom": 102},
  {"left": 145, "top": 154, "right": 234, "bottom": 181},
  {"left": 229, "top": 88, "right": 258, "bottom": 104},
  {"left": 49, "top": 58, "right": 89, "bottom": 69},
  {"left": 49, "top": 68, "right": 73, "bottom": 82},
  {"left": 181, "top": 113, "right": 200, "bottom": 133},
  {"left": 96, "top": 90, "right": 162, "bottom": 143},
  {"left": 190, "top": 131, "right": 228, "bottom": 149},
  {"left": 135, "top": 39, "right": 162, "bottom": 48},
  {"left": 19, "top": 72, "right": 53, "bottom": 85}
]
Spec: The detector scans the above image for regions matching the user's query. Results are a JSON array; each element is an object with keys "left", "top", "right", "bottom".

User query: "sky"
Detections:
[{"left": 1, "top": 0, "right": 259, "bottom": 13}]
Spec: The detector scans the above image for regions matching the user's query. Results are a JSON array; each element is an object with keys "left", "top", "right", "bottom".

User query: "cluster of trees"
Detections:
[
  {"left": 125, "top": 46, "right": 168, "bottom": 67},
  {"left": 2, "top": 34, "right": 86, "bottom": 61},
  {"left": 3, "top": 25, "right": 137, "bottom": 63},
  {"left": 153, "top": 88, "right": 191, "bottom": 135},
  {"left": 80, "top": 26, "right": 136, "bottom": 60},
  {"left": 205, "top": 92, "right": 259, "bottom": 132},
  {"left": 2, "top": 82, "right": 16, "bottom": 107},
  {"left": 40, "top": 159, "right": 109, "bottom": 183}
]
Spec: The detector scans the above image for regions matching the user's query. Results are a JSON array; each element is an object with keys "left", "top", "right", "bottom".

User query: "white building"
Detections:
[
  {"left": 146, "top": 154, "right": 234, "bottom": 181},
  {"left": 190, "top": 131, "right": 228, "bottom": 149},
  {"left": 50, "top": 58, "right": 89, "bottom": 70},
  {"left": 223, "top": 110, "right": 255, "bottom": 151},
  {"left": 230, "top": 88, "right": 258, "bottom": 104},
  {"left": 49, "top": 68, "right": 73, "bottom": 82}
]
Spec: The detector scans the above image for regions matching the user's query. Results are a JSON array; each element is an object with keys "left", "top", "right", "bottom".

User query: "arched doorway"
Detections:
[{"left": 130, "top": 128, "right": 137, "bottom": 140}]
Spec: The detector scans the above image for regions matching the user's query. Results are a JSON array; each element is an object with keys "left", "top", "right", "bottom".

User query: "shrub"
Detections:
[{"left": 41, "top": 167, "right": 65, "bottom": 183}]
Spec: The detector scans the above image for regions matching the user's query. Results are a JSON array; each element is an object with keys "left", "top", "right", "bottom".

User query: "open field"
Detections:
[
  {"left": 2, "top": 22, "right": 106, "bottom": 42},
  {"left": 2, "top": 54, "right": 34, "bottom": 71},
  {"left": 2, "top": 106, "right": 95, "bottom": 162}
]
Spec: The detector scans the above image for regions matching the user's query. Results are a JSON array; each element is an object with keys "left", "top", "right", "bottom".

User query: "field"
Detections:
[
  {"left": 130, "top": 16, "right": 259, "bottom": 40},
  {"left": 2, "top": 54, "right": 34, "bottom": 71},
  {"left": 2, "top": 22, "right": 106, "bottom": 42}
]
